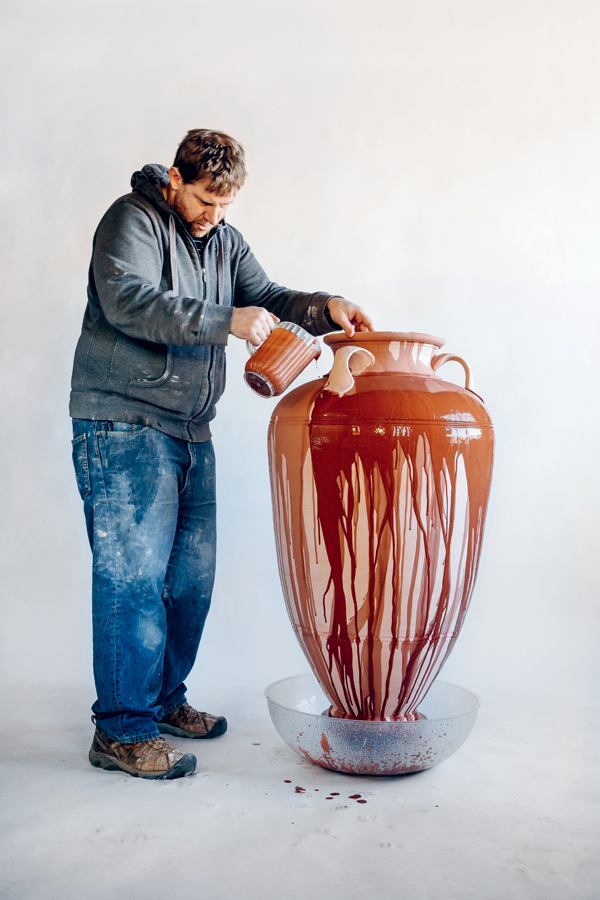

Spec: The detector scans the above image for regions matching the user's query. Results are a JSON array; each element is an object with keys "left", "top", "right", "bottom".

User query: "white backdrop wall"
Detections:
[{"left": 1, "top": 0, "right": 598, "bottom": 707}]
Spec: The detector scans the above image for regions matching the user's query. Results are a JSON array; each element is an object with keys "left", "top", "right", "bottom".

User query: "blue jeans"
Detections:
[{"left": 72, "top": 420, "right": 216, "bottom": 743}]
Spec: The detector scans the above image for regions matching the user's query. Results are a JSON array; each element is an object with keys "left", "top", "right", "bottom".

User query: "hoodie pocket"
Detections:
[
  {"left": 107, "top": 333, "right": 172, "bottom": 396},
  {"left": 129, "top": 349, "right": 173, "bottom": 388},
  {"left": 127, "top": 345, "right": 209, "bottom": 417}
]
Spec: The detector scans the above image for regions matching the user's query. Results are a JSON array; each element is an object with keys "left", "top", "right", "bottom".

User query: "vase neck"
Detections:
[{"left": 326, "top": 333, "right": 445, "bottom": 376}]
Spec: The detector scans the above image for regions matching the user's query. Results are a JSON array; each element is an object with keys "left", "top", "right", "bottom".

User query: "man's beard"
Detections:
[{"left": 171, "top": 193, "right": 211, "bottom": 237}]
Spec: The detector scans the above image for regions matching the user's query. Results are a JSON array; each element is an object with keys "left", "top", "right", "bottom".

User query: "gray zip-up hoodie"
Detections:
[{"left": 70, "top": 164, "right": 340, "bottom": 441}]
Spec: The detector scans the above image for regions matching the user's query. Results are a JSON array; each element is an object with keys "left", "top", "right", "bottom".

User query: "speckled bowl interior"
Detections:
[{"left": 265, "top": 674, "right": 480, "bottom": 776}]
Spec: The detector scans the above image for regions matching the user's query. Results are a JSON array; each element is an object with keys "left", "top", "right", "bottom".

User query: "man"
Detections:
[{"left": 70, "top": 129, "right": 373, "bottom": 780}]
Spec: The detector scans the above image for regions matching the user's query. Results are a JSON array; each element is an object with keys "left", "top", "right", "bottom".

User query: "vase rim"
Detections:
[{"left": 324, "top": 331, "right": 446, "bottom": 348}]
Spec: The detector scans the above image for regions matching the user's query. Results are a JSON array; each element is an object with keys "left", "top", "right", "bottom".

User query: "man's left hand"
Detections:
[{"left": 326, "top": 298, "right": 374, "bottom": 338}]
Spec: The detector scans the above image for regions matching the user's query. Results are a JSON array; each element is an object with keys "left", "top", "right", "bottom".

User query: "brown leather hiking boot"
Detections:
[
  {"left": 158, "top": 702, "right": 227, "bottom": 739},
  {"left": 89, "top": 725, "right": 197, "bottom": 779}
]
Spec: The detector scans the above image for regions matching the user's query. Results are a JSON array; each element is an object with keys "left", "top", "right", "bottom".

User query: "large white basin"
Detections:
[{"left": 265, "top": 673, "right": 480, "bottom": 776}]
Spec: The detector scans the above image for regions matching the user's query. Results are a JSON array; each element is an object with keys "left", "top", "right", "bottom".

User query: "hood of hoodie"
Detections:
[{"left": 131, "top": 163, "right": 172, "bottom": 212}]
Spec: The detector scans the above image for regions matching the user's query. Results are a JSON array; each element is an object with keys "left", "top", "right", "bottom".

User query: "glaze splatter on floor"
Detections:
[{"left": 286, "top": 783, "right": 367, "bottom": 804}]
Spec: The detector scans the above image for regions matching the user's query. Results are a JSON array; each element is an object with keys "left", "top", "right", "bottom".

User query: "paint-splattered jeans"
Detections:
[{"left": 71, "top": 420, "right": 216, "bottom": 743}]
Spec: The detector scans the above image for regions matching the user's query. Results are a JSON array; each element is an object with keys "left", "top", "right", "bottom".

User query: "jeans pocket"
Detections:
[
  {"left": 106, "top": 422, "right": 151, "bottom": 435},
  {"left": 72, "top": 433, "right": 91, "bottom": 499}
]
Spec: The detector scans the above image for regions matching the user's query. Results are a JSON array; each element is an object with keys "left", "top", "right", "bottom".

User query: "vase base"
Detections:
[{"left": 324, "top": 706, "right": 423, "bottom": 723}]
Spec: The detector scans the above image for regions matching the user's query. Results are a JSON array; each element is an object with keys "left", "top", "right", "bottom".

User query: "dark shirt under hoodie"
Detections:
[{"left": 70, "top": 164, "right": 340, "bottom": 442}]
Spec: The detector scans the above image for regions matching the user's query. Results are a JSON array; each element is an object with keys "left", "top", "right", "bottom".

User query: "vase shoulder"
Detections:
[{"left": 272, "top": 373, "right": 492, "bottom": 429}]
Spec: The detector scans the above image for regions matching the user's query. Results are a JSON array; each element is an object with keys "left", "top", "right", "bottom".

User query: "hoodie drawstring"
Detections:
[
  {"left": 217, "top": 231, "right": 224, "bottom": 305},
  {"left": 169, "top": 216, "right": 179, "bottom": 296}
]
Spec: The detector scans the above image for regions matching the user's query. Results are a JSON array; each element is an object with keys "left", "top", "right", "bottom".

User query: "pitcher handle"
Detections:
[
  {"left": 324, "top": 346, "right": 376, "bottom": 397},
  {"left": 431, "top": 353, "right": 474, "bottom": 391}
]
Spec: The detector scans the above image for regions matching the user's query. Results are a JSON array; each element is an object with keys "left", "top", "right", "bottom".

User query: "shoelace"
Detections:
[
  {"left": 174, "top": 706, "right": 214, "bottom": 731},
  {"left": 132, "top": 736, "right": 175, "bottom": 755}
]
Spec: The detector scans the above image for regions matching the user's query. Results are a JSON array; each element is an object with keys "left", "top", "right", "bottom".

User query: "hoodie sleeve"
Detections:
[
  {"left": 91, "top": 199, "right": 233, "bottom": 347},
  {"left": 232, "top": 235, "right": 342, "bottom": 337}
]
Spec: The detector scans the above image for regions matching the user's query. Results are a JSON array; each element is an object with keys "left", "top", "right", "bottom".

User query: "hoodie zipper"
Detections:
[
  {"left": 200, "top": 259, "right": 207, "bottom": 300},
  {"left": 179, "top": 225, "right": 224, "bottom": 430}
]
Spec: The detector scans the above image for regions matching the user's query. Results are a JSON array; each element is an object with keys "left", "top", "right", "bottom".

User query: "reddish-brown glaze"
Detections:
[
  {"left": 245, "top": 327, "right": 320, "bottom": 397},
  {"left": 268, "top": 333, "right": 494, "bottom": 721}
]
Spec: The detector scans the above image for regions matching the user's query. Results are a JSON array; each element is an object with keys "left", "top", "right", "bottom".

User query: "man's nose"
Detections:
[{"left": 206, "top": 207, "right": 220, "bottom": 225}]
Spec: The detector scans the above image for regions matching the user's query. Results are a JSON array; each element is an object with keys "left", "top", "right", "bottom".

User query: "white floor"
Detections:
[{"left": 1, "top": 682, "right": 598, "bottom": 900}]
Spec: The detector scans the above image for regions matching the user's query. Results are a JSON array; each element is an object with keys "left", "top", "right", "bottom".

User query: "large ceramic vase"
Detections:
[{"left": 268, "top": 332, "right": 494, "bottom": 721}]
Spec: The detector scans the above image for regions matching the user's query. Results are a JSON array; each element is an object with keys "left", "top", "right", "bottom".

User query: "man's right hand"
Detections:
[{"left": 229, "top": 307, "right": 280, "bottom": 346}]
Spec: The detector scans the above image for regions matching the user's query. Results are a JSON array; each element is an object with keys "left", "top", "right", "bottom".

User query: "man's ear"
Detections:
[{"left": 168, "top": 167, "right": 183, "bottom": 190}]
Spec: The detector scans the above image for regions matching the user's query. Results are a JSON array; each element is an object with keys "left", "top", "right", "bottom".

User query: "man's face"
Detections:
[{"left": 166, "top": 168, "right": 237, "bottom": 237}]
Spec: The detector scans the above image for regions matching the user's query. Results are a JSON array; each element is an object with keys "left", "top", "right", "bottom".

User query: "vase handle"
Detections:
[
  {"left": 323, "top": 346, "right": 376, "bottom": 397},
  {"left": 431, "top": 353, "right": 474, "bottom": 391}
]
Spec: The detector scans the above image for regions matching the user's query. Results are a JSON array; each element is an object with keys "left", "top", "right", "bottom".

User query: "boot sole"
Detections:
[
  {"left": 89, "top": 749, "right": 197, "bottom": 779},
  {"left": 157, "top": 717, "right": 227, "bottom": 740}
]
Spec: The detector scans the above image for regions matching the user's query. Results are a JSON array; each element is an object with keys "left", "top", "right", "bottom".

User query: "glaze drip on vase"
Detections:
[{"left": 268, "top": 332, "right": 494, "bottom": 722}]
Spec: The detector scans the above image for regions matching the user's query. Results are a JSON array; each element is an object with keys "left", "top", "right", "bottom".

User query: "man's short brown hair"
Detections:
[{"left": 173, "top": 129, "right": 247, "bottom": 194}]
